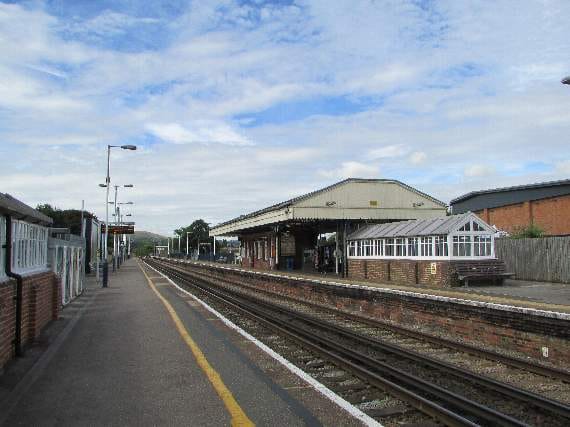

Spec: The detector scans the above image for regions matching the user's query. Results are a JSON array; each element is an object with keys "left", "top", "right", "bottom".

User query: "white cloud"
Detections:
[
  {"left": 369, "top": 144, "right": 410, "bottom": 159},
  {"left": 320, "top": 161, "right": 379, "bottom": 180},
  {"left": 409, "top": 151, "right": 427, "bottom": 165},
  {"left": 464, "top": 164, "right": 496, "bottom": 178},
  {"left": 555, "top": 160, "right": 570, "bottom": 174},
  {"left": 1, "top": 1, "right": 570, "bottom": 235},
  {"left": 145, "top": 122, "right": 253, "bottom": 146}
]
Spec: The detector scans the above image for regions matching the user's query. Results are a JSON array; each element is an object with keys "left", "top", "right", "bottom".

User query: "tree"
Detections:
[
  {"left": 174, "top": 219, "right": 210, "bottom": 254},
  {"left": 36, "top": 204, "right": 97, "bottom": 235}
]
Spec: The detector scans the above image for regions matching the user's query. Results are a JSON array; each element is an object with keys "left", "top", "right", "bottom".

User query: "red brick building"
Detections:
[
  {"left": 1, "top": 193, "right": 61, "bottom": 371},
  {"left": 450, "top": 179, "right": 570, "bottom": 236}
]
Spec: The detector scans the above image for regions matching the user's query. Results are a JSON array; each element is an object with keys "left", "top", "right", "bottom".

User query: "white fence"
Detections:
[{"left": 49, "top": 236, "right": 85, "bottom": 306}]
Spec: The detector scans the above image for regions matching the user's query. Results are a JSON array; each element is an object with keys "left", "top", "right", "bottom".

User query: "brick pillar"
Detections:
[
  {"left": 482, "top": 208, "right": 490, "bottom": 223},
  {"left": 52, "top": 275, "right": 61, "bottom": 320},
  {"left": 524, "top": 200, "right": 532, "bottom": 225}
]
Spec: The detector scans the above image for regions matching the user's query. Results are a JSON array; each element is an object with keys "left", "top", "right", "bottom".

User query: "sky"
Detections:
[{"left": 1, "top": 0, "right": 569, "bottom": 236}]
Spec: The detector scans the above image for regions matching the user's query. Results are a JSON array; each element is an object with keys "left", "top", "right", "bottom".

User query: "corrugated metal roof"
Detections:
[
  {"left": 0, "top": 193, "right": 53, "bottom": 225},
  {"left": 212, "top": 178, "right": 447, "bottom": 230},
  {"left": 450, "top": 179, "right": 570, "bottom": 205},
  {"left": 348, "top": 213, "right": 473, "bottom": 239}
]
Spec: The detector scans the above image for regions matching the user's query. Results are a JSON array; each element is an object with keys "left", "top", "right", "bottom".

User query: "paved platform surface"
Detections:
[
  {"left": 184, "top": 260, "right": 570, "bottom": 313},
  {"left": 0, "top": 259, "right": 366, "bottom": 426}
]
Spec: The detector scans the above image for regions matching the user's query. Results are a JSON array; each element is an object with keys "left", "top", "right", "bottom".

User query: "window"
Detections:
[
  {"left": 473, "top": 221, "right": 485, "bottom": 231},
  {"left": 373, "top": 239, "right": 384, "bottom": 256},
  {"left": 0, "top": 216, "right": 6, "bottom": 280},
  {"left": 474, "top": 235, "right": 492, "bottom": 256},
  {"left": 420, "top": 236, "right": 433, "bottom": 257},
  {"left": 434, "top": 235, "right": 448, "bottom": 257},
  {"left": 458, "top": 221, "right": 471, "bottom": 232},
  {"left": 453, "top": 235, "right": 472, "bottom": 256},
  {"left": 11, "top": 220, "right": 48, "bottom": 273},
  {"left": 395, "top": 238, "right": 406, "bottom": 257},
  {"left": 385, "top": 238, "right": 395, "bottom": 256},
  {"left": 407, "top": 237, "right": 419, "bottom": 257},
  {"left": 264, "top": 240, "right": 268, "bottom": 261},
  {"left": 363, "top": 239, "right": 373, "bottom": 256},
  {"left": 348, "top": 241, "right": 357, "bottom": 257}
]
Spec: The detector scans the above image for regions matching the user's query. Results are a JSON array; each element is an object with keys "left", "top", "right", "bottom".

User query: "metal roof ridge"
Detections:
[
  {"left": 450, "top": 178, "right": 570, "bottom": 205},
  {"left": 211, "top": 178, "right": 411, "bottom": 230}
]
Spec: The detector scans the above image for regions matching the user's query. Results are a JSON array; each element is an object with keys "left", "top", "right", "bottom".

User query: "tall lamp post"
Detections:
[
  {"left": 117, "top": 201, "right": 134, "bottom": 264},
  {"left": 100, "top": 144, "right": 136, "bottom": 288}
]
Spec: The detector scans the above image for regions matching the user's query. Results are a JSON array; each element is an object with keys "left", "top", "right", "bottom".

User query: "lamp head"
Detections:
[
  {"left": 121, "top": 145, "right": 137, "bottom": 150},
  {"left": 562, "top": 76, "right": 570, "bottom": 85}
]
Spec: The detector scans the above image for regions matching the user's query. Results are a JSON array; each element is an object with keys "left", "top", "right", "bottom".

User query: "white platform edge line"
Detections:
[
  {"left": 178, "top": 260, "right": 570, "bottom": 321},
  {"left": 143, "top": 261, "right": 382, "bottom": 427}
]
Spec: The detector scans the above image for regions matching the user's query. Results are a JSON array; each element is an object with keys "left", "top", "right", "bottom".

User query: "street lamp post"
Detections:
[
  {"left": 186, "top": 231, "right": 191, "bottom": 259},
  {"left": 101, "top": 144, "right": 136, "bottom": 288}
]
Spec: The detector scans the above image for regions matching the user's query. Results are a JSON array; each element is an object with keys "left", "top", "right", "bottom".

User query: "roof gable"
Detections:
[{"left": 348, "top": 212, "right": 493, "bottom": 240}]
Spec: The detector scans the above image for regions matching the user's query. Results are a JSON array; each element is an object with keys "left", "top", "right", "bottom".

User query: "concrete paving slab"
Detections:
[{"left": 0, "top": 259, "right": 370, "bottom": 427}]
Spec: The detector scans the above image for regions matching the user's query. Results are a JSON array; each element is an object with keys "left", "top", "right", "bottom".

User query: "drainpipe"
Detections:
[{"left": 4, "top": 215, "right": 24, "bottom": 357}]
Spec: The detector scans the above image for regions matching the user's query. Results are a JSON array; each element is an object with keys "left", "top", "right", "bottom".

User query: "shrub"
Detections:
[{"left": 511, "top": 223, "right": 545, "bottom": 238}]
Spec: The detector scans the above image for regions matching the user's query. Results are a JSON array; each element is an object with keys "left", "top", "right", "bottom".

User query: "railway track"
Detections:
[{"left": 145, "top": 258, "right": 570, "bottom": 426}]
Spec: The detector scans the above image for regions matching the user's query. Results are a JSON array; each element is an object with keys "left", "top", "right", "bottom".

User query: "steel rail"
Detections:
[
  {"left": 166, "top": 258, "right": 570, "bottom": 383},
  {"left": 253, "top": 293, "right": 570, "bottom": 420},
  {"left": 146, "top": 259, "right": 479, "bottom": 427},
  {"left": 146, "top": 259, "right": 543, "bottom": 426}
]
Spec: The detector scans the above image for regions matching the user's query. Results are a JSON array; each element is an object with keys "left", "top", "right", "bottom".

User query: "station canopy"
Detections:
[{"left": 210, "top": 178, "right": 447, "bottom": 237}]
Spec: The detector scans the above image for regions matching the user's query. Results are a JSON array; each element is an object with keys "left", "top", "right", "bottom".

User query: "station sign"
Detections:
[{"left": 101, "top": 224, "right": 135, "bottom": 234}]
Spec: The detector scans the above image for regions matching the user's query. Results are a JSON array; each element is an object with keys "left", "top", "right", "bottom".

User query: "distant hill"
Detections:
[{"left": 131, "top": 230, "right": 167, "bottom": 245}]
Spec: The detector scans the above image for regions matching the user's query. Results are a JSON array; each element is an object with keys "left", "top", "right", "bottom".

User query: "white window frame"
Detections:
[
  {"left": 0, "top": 216, "right": 6, "bottom": 281},
  {"left": 11, "top": 220, "right": 49, "bottom": 274}
]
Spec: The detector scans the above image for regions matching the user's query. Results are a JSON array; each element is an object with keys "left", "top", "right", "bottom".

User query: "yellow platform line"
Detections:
[{"left": 138, "top": 261, "right": 254, "bottom": 427}]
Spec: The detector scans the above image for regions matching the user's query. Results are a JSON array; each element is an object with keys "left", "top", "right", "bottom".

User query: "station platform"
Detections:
[
  {"left": 0, "top": 259, "right": 372, "bottom": 426},
  {"left": 184, "top": 260, "right": 570, "bottom": 314}
]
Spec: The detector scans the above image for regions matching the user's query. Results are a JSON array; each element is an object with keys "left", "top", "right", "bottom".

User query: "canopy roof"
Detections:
[
  {"left": 210, "top": 178, "right": 447, "bottom": 236},
  {"left": 348, "top": 212, "right": 493, "bottom": 240},
  {"left": 0, "top": 193, "right": 53, "bottom": 226}
]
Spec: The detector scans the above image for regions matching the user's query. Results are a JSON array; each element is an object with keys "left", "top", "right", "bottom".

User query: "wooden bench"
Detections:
[{"left": 451, "top": 260, "right": 514, "bottom": 286}]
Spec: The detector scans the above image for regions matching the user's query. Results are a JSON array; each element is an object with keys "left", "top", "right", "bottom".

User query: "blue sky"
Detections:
[{"left": 1, "top": 0, "right": 570, "bottom": 234}]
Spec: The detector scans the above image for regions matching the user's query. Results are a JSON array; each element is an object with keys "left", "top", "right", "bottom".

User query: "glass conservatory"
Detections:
[{"left": 347, "top": 212, "right": 496, "bottom": 261}]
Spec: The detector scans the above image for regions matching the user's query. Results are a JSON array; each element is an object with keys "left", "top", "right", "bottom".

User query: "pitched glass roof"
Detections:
[{"left": 347, "top": 213, "right": 478, "bottom": 239}]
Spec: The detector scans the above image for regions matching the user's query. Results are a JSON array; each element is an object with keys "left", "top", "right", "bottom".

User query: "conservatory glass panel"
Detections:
[
  {"left": 395, "top": 238, "right": 406, "bottom": 257},
  {"left": 474, "top": 236, "right": 492, "bottom": 256},
  {"left": 434, "top": 236, "right": 448, "bottom": 257},
  {"left": 348, "top": 241, "right": 356, "bottom": 257},
  {"left": 363, "top": 240, "right": 373, "bottom": 256},
  {"left": 420, "top": 236, "right": 433, "bottom": 256},
  {"left": 453, "top": 236, "right": 472, "bottom": 256},
  {"left": 473, "top": 222, "right": 485, "bottom": 231},
  {"left": 385, "top": 238, "right": 395, "bottom": 256},
  {"left": 407, "top": 237, "right": 419, "bottom": 256},
  {"left": 374, "top": 239, "right": 384, "bottom": 256}
]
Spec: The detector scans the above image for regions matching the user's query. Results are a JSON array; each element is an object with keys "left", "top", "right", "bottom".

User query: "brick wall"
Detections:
[
  {"left": 183, "top": 262, "right": 570, "bottom": 368},
  {"left": 417, "top": 261, "right": 457, "bottom": 287},
  {"left": 0, "top": 279, "right": 16, "bottom": 369},
  {"left": 0, "top": 271, "right": 60, "bottom": 371},
  {"left": 389, "top": 260, "right": 417, "bottom": 284},
  {"left": 348, "top": 259, "right": 456, "bottom": 288},
  {"left": 241, "top": 256, "right": 271, "bottom": 271},
  {"left": 347, "top": 259, "right": 366, "bottom": 280},
  {"left": 475, "top": 194, "right": 570, "bottom": 235}
]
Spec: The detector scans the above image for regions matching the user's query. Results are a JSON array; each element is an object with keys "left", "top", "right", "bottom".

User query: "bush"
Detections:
[{"left": 511, "top": 223, "right": 545, "bottom": 238}]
